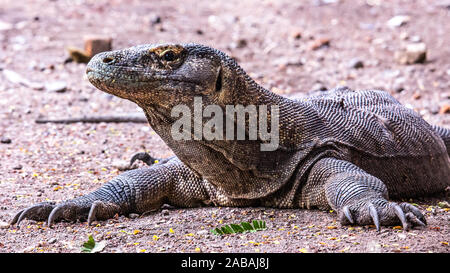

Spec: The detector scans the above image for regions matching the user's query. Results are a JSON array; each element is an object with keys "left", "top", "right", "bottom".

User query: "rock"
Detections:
[
  {"left": 399, "top": 32, "right": 409, "bottom": 40},
  {"left": 0, "top": 221, "right": 10, "bottom": 229},
  {"left": 314, "top": 0, "right": 339, "bottom": 6},
  {"left": 84, "top": 35, "right": 112, "bottom": 57},
  {"left": 394, "top": 86, "right": 404, "bottom": 93},
  {"left": 13, "top": 165, "right": 22, "bottom": 170},
  {"left": 387, "top": 15, "right": 410, "bottom": 28},
  {"left": 410, "top": 35, "right": 422, "bottom": 43},
  {"left": 359, "top": 23, "right": 375, "bottom": 30},
  {"left": 393, "top": 77, "right": 406, "bottom": 93},
  {"left": 232, "top": 39, "right": 247, "bottom": 49},
  {"left": 3, "top": 69, "right": 28, "bottom": 85},
  {"left": 290, "top": 30, "right": 302, "bottom": 40},
  {"left": 67, "top": 47, "right": 91, "bottom": 63},
  {"left": 435, "top": 0, "right": 450, "bottom": 9},
  {"left": 395, "top": 43, "right": 427, "bottom": 64},
  {"left": 45, "top": 81, "right": 67, "bottom": 93},
  {"left": 22, "top": 246, "right": 35, "bottom": 253},
  {"left": 161, "top": 209, "right": 170, "bottom": 216},
  {"left": 0, "top": 21, "right": 14, "bottom": 31},
  {"left": 439, "top": 104, "right": 450, "bottom": 114},
  {"left": 150, "top": 15, "right": 162, "bottom": 25},
  {"left": 310, "top": 38, "right": 330, "bottom": 50},
  {"left": 430, "top": 105, "right": 440, "bottom": 115},
  {"left": 196, "top": 230, "right": 208, "bottom": 235},
  {"left": 48, "top": 238, "right": 57, "bottom": 244},
  {"left": 1, "top": 137, "right": 11, "bottom": 144},
  {"left": 274, "top": 57, "right": 303, "bottom": 68},
  {"left": 348, "top": 58, "right": 364, "bottom": 69},
  {"left": 310, "top": 83, "right": 328, "bottom": 93},
  {"left": 129, "top": 213, "right": 139, "bottom": 219},
  {"left": 67, "top": 36, "right": 112, "bottom": 63},
  {"left": 3, "top": 69, "right": 44, "bottom": 90}
]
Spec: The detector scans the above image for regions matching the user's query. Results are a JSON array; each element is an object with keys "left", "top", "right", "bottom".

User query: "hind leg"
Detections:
[{"left": 432, "top": 125, "right": 450, "bottom": 156}]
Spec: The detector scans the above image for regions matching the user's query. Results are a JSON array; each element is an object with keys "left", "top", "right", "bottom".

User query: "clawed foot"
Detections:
[
  {"left": 11, "top": 200, "right": 121, "bottom": 228},
  {"left": 129, "top": 152, "right": 160, "bottom": 167},
  {"left": 338, "top": 198, "right": 426, "bottom": 231}
]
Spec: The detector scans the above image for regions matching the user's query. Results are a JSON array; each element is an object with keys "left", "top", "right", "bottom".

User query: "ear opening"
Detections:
[{"left": 215, "top": 66, "right": 223, "bottom": 92}]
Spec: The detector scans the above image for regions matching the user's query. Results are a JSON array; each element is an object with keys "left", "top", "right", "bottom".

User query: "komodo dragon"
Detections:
[{"left": 12, "top": 43, "right": 450, "bottom": 231}]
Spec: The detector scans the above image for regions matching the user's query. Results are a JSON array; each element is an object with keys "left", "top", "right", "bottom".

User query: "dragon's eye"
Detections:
[{"left": 162, "top": 50, "right": 176, "bottom": 62}]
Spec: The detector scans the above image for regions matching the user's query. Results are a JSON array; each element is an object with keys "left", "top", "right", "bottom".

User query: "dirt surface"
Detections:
[{"left": 0, "top": 0, "right": 449, "bottom": 253}]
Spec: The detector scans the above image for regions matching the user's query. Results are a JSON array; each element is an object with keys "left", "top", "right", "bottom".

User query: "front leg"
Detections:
[
  {"left": 302, "top": 157, "right": 426, "bottom": 231},
  {"left": 11, "top": 157, "right": 209, "bottom": 227}
]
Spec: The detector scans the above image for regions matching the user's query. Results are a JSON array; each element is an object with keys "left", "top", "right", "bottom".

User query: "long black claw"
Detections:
[
  {"left": 393, "top": 204, "right": 408, "bottom": 230},
  {"left": 11, "top": 202, "right": 55, "bottom": 226},
  {"left": 10, "top": 209, "right": 25, "bottom": 225},
  {"left": 129, "top": 152, "right": 159, "bottom": 167},
  {"left": 401, "top": 203, "right": 427, "bottom": 225},
  {"left": 405, "top": 212, "right": 426, "bottom": 227},
  {"left": 47, "top": 206, "right": 64, "bottom": 228},
  {"left": 17, "top": 207, "right": 35, "bottom": 225},
  {"left": 342, "top": 205, "right": 354, "bottom": 224},
  {"left": 368, "top": 203, "right": 380, "bottom": 232},
  {"left": 87, "top": 201, "right": 102, "bottom": 226}
]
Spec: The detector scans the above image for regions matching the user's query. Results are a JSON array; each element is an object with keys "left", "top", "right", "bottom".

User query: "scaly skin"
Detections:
[{"left": 12, "top": 43, "right": 450, "bottom": 230}]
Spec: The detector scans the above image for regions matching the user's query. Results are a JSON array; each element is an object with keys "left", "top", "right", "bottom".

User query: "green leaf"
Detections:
[
  {"left": 211, "top": 220, "right": 267, "bottom": 236},
  {"left": 260, "top": 220, "right": 266, "bottom": 230},
  {"left": 81, "top": 235, "right": 106, "bottom": 253},
  {"left": 221, "top": 225, "right": 233, "bottom": 234},
  {"left": 211, "top": 228, "right": 221, "bottom": 235},
  {"left": 230, "top": 223, "right": 244, "bottom": 233},
  {"left": 241, "top": 222, "right": 254, "bottom": 232}
]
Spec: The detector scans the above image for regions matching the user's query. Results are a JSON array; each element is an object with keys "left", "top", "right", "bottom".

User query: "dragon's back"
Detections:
[
  {"left": 306, "top": 87, "right": 446, "bottom": 157},
  {"left": 303, "top": 87, "right": 449, "bottom": 197}
]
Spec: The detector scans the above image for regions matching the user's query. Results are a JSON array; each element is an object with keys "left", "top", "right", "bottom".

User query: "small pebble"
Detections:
[
  {"left": 150, "top": 15, "right": 162, "bottom": 25},
  {"left": 349, "top": 58, "right": 364, "bottom": 69},
  {"left": 387, "top": 15, "right": 410, "bottom": 28},
  {"left": 236, "top": 39, "right": 248, "bottom": 48},
  {"left": 439, "top": 104, "right": 450, "bottom": 114},
  {"left": 161, "top": 209, "right": 170, "bottom": 216},
  {"left": 45, "top": 81, "right": 67, "bottom": 93},
  {"left": 1, "top": 137, "right": 12, "bottom": 144},
  {"left": 48, "top": 238, "right": 57, "bottom": 244},
  {"left": 311, "top": 83, "right": 328, "bottom": 92},
  {"left": 310, "top": 38, "right": 330, "bottom": 50},
  {"left": 395, "top": 43, "right": 427, "bottom": 64},
  {"left": 129, "top": 213, "right": 140, "bottom": 219},
  {"left": 0, "top": 221, "right": 10, "bottom": 229},
  {"left": 84, "top": 35, "right": 112, "bottom": 57}
]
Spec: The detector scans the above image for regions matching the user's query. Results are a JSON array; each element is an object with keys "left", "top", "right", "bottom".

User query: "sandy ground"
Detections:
[{"left": 0, "top": 0, "right": 449, "bottom": 253}]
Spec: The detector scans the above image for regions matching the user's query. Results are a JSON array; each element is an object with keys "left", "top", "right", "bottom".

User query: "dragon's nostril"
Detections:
[{"left": 102, "top": 57, "right": 114, "bottom": 64}]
